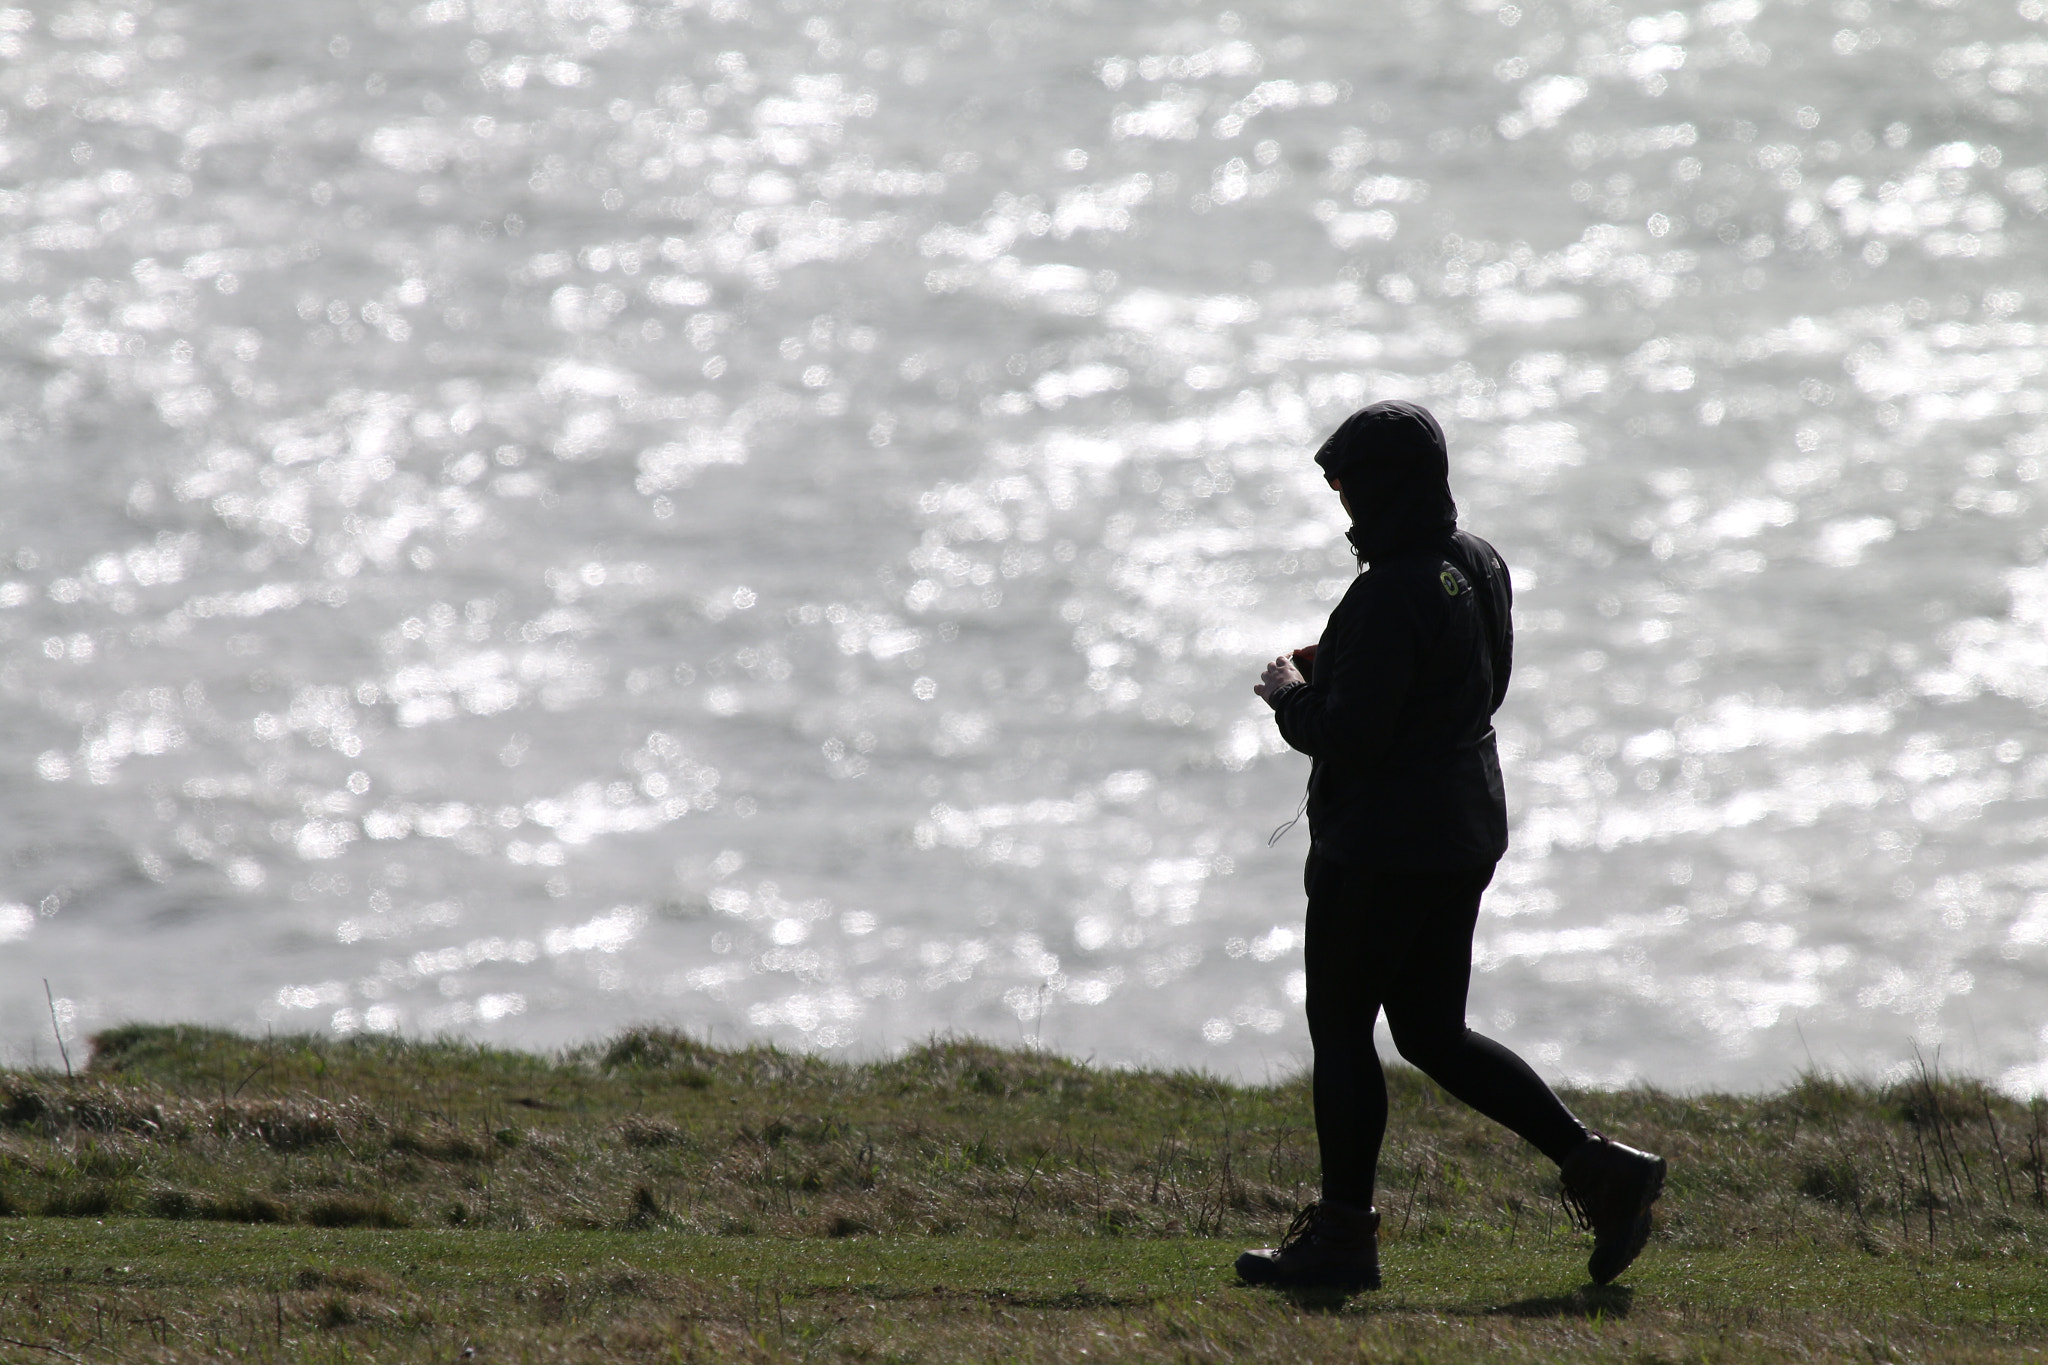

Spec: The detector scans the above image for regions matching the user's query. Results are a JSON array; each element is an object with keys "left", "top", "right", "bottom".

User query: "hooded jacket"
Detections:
[{"left": 1265, "top": 400, "right": 1513, "bottom": 868}]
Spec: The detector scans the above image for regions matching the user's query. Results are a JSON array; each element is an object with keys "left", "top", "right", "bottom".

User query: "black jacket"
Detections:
[{"left": 1266, "top": 402, "right": 1512, "bottom": 868}]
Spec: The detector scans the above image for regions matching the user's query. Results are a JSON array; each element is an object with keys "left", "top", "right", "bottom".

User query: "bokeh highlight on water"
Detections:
[{"left": 2, "top": 0, "right": 2045, "bottom": 1090}]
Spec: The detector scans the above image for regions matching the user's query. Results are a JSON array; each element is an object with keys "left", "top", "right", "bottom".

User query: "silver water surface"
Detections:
[{"left": 2, "top": 0, "right": 2045, "bottom": 1090}]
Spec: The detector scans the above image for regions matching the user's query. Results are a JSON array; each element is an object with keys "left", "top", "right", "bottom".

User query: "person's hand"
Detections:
[{"left": 1254, "top": 654, "right": 1304, "bottom": 699}]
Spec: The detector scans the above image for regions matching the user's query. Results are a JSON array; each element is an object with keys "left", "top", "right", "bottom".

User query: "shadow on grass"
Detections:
[
  {"left": 1245, "top": 1277, "right": 1638, "bottom": 1320},
  {"left": 1269, "top": 1286, "right": 1361, "bottom": 1314},
  {"left": 1488, "top": 1284, "right": 1634, "bottom": 1320}
]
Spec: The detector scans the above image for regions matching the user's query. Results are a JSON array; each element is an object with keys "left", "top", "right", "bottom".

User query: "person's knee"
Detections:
[
  {"left": 1303, "top": 997, "right": 1349, "bottom": 1043},
  {"left": 1388, "top": 1018, "right": 1466, "bottom": 1071},
  {"left": 1305, "top": 991, "right": 1375, "bottom": 1047}
]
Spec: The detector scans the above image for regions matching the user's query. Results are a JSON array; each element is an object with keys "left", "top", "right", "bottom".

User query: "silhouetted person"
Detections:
[{"left": 1237, "top": 401, "right": 1665, "bottom": 1293}]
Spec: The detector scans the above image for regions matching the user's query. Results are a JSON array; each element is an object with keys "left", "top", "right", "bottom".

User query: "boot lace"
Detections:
[
  {"left": 1559, "top": 1183, "right": 1594, "bottom": 1233},
  {"left": 1275, "top": 1202, "right": 1324, "bottom": 1252},
  {"left": 1558, "top": 1134, "right": 1606, "bottom": 1233}
]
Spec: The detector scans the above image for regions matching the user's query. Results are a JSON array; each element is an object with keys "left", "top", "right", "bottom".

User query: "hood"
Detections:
[{"left": 1312, "top": 399, "right": 1457, "bottom": 562}]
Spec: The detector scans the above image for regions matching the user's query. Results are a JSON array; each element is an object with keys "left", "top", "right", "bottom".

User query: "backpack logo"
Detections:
[{"left": 1440, "top": 568, "right": 1464, "bottom": 596}]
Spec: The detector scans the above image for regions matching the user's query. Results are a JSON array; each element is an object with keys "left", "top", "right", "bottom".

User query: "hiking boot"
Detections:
[
  {"left": 1235, "top": 1200, "right": 1381, "bottom": 1292},
  {"left": 1559, "top": 1133, "right": 1666, "bottom": 1285}
]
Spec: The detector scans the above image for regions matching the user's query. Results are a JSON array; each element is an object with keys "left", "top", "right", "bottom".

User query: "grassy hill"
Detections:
[{"left": 0, "top": 1025, "right": 2043, "bottom": 1361}]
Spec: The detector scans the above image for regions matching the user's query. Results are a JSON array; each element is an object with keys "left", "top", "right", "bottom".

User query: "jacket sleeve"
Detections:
[{"left": 1268, "top": 568, "right": 1436, "bottom": 765}]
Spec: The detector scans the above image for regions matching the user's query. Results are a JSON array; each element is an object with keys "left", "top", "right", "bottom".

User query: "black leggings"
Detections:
[{"left": 1304, "top": 853, "right": 1589, "bottom": 1208}]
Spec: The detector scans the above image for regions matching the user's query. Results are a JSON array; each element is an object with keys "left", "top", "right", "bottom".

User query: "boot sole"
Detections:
[{"left": 1234, "top": 1251, "right": 1381, "bottom": 1293}]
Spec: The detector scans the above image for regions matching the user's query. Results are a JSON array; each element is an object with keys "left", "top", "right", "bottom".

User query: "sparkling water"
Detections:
[{"left": 3, "top": 0, "right": 2045, "bottom": 1092}]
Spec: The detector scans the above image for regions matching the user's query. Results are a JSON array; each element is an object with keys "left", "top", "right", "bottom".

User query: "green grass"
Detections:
[{"left": 0, "top": 1025, "right": 2044, "bottom": 1361}]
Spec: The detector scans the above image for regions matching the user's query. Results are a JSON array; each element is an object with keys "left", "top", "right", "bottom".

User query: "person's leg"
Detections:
[
  {"left": 1238, "top": 854, "right": 1388, "bottom": 1290},
  {"left": 1379, "top": 865, "right": 1590, "bottom": 1165},
  {"left": 1302, "top": 853, "right": 1397, "bottom": 1208}
]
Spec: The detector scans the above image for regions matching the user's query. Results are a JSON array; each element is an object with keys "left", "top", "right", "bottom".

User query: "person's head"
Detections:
[{"left": 1311, "top": 400, "right": 1456, "bottom": 560}]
